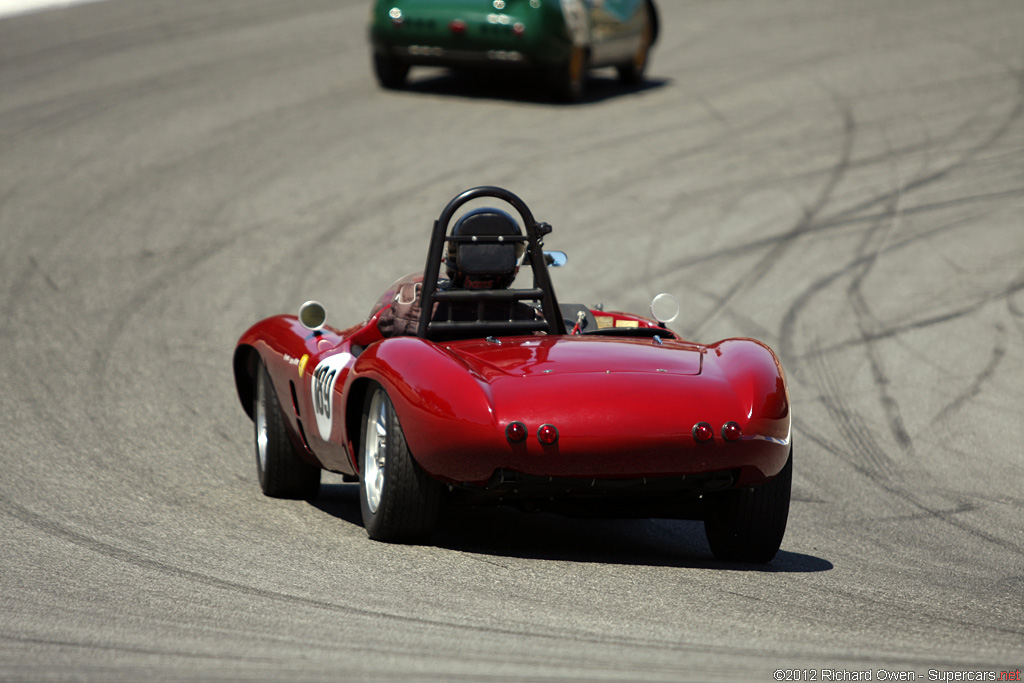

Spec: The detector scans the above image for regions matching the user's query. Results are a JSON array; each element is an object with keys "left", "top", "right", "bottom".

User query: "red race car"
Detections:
[{"left": 233, "top": 187, "right": 792, "bottom": 562}]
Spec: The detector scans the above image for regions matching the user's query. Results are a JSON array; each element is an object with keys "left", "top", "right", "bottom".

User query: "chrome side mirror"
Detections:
[
  {"left": 543, "top": 250, "right": 568, "bottom": 267},
  {"left": 298, "top": 300, "right": 327, "bottom": 331},
  {"left": 524, "top": 250, "right": 568, "bottom": 267},
  {"left": 650, "top": 293, "right": 679, "bottom": 324}
]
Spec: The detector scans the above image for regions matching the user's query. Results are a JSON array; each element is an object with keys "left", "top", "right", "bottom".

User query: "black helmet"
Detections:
[{"left": 444, "top": 208, "right": 526, "bottom": 289}]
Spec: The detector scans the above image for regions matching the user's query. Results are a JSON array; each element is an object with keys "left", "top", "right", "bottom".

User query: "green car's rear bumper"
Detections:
[{"left": 369, "top": 1, "right": 573, "bottom": 69}]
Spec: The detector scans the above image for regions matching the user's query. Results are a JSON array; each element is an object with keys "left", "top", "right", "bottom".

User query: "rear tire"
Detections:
[
  {"left": 549, "top": 45, "right": 587, "bottom": 103},
  {"left": 617, "top": 5, "right": 653, "bottom": 85},
  {"left": 704, "top": 447, "right": 792, "bottom": 563},
  {"left": 253, "top": 358, "right": 320, "bottom": 500},
  {"left": 359, "top": 384, "right": 443, "bottom": 543},
  {"left": 373, "top": 52, "right": 409, "bottom": 89}
]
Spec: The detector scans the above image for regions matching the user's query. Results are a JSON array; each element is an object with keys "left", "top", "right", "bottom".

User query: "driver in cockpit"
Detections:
[{"left": 376, "top": 207, "right": 537, "bottom": 338}]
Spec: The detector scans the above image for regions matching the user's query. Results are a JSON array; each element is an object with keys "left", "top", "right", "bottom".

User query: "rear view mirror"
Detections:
[
  {"left": 299, "top": 300, "right": 327, "bottom": 331},
  {"left": 543, "top": 251, "right": 568, "bottom": 267},
  {"left": 650, "top": 293, "right": 679, "bottom": 324},
  {"left": 523, "top": 250, "right": 567, "bottom": 267}
]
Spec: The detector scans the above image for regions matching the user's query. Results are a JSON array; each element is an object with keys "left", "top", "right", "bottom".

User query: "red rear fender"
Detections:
[
  {"left": 345, "top": 337, "right": 497, "bottom": 476},
  {"left": 706, "top": 338, "right": 790, "bottom": 442}
]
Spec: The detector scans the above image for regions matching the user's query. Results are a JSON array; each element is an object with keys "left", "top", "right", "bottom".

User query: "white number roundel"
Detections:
[{"left": 311, "top": 353, "right": 353, "bottom": 440}]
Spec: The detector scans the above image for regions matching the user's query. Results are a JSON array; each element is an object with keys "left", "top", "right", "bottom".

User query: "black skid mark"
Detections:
[
  {"left": 845, "top": 193, "right": 917, "bottom": 456},
  {"left": 807, "top": 340, "right": 897, "bottom": 473},
  {"left": 931, "top": 325, "right": 1008, "bottom": 427}
]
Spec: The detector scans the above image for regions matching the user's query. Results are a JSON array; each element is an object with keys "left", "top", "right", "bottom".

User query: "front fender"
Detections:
[{"left": 233, "top": 315, "right": 307, "bottom": 420}]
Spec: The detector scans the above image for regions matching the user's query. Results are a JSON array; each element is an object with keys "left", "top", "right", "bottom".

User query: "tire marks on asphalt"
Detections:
[{"left": 0, "top": 491, "right": 822, "bottom": 670}]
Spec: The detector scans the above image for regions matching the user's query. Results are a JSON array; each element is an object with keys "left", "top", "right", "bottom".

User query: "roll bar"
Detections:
[{"left": 417, "top": 187, "right": 567, "bottom": 340}]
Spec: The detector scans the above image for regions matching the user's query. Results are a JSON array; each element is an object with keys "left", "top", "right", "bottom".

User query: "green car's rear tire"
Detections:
[
  {"left": 373, "top": 52, "right": 410, "bottom": 89},
  {"left": 703, "top": 447, "right": 792, "bottom": 563},
  {"left": 618, "top": 6, "right": 653, "bottom": 85},
  {"left": 550, "top": 45, "right": 587, "bottom": 103}
]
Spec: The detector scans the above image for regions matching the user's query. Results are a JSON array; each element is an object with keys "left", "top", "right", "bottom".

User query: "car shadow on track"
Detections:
[
  {"left": 312, "top": 482, "right": 832, "bottom": 573},
  {"left": 393, "top": 68, "right": 670, "bottom": 105},
  {"left": 433, "top": 503, "right": 832, "bottom": 573}
]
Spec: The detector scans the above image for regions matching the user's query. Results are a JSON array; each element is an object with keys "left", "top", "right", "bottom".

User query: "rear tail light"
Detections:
[
  {"left": 722, "top": 422, "right": 742, "bottom": 441},
  {"left": 450, "top": 19, "right": 466, "bottom": 34},
  {"left": 505, "top": 421, "right": 527, "bottom": 443},
  {"left": 512, "top": 22, "right": 525, "bottom": 36},
  {"left": 537, "top": 424, "right": 559, "bottom": 445},
  {"left": 692, "top": 422, "right": 713, "bottom": 443}
]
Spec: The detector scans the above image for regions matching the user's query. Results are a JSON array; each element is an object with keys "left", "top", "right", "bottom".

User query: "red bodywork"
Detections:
[
  {"left": 234, "top": 186, "right": 790, "bottom": 521},
  {"left": 233, "top": 305, "right": 791, "bottom": 500}
]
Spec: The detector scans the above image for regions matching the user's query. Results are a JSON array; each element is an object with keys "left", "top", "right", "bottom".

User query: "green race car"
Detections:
[{"left": 369, "top": 0, "right": 659, "bottom": 102}]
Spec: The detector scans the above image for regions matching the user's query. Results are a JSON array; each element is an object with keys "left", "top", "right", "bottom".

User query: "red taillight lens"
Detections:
[
  {"left": 505, "top": 421, "right": 527, "bottom": 443},
  {"left": 512, "top": 22, "right": 525, "bottom": 36},
  {"left": 693, "top": 422, "right": 713, "bottom": 443},
  {"left": 722, "top": 422, "right": 742, "bottom": 441},
  {"left": 537, "top": 424, "right": 559, "bottom": 445},
  {"left": 449, "top": 19, "right": 466, "bottom": 34}
]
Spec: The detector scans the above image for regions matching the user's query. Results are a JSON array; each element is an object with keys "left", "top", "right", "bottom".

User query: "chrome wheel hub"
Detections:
[
  {"left": 363, "top": 391, "right": 388, "bottom": 513},
  {"left": 255, "top": 369, "right": 269, "bottom": 472}
]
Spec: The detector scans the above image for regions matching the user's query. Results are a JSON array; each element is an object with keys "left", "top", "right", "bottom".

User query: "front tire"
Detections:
[
  {"left": 703, "top": 448, "right": 792, "bottom": 563},
  {"left": 253, "top": 358, "right": 320, "bottom": 500},
  {"left": 359, "top": 384, "right": 443, "bottom": 543}
]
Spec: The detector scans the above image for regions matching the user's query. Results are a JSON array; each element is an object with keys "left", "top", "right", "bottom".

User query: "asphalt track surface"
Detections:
[{"left": 2, "top": 1, "right": 1023, "bottom": 680}]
